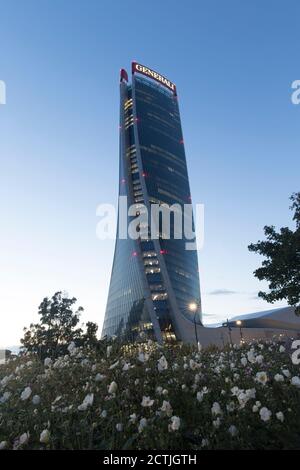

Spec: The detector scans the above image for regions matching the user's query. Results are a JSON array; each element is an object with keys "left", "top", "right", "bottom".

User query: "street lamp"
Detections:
[
  {"left": 222, "top": 318, "right": 233, "bottom": 346},
  {"left": 236, "top": 320, "right": 243, "bottom": 342},
  {"left": 189, "top": 301, "right": 201, "bottom": 345},
  {"left": 189, "top": 302, "right": 198, "bottom": 312}
]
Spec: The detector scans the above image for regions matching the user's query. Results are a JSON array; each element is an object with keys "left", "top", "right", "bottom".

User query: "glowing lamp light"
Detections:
[
  {"left": 189, "top": 302, "right": 198, "bottom": 312},
  {"left": 236, "top": 320, "right": 242, "bottom": 326}
]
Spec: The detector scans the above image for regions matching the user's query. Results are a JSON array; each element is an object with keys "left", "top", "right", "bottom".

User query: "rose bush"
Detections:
[{"left": 0, "top": 338, "right": 300, "bottom": 449}]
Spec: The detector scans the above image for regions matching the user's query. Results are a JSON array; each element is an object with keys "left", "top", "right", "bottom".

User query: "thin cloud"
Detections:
[{"left": 209, "top": 289, "right": 238, "bottom": 296}]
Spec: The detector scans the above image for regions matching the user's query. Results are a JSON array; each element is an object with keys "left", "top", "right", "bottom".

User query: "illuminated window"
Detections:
[
  {"left": 143, "top": 258, "right": 159, "bottom": 266},
  {"left": 152, "top": 292, "right": 168, "bottom": 301},
  {"left": 145, "top": 267, "right": 161, "bottom": 274},
  {"left": 142, "top": 251, "right": 157, "bottom": 258}
]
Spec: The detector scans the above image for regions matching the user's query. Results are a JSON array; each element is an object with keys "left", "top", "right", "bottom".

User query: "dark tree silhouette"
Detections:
[
  {"left": 81, "top": 321, "right": 99, "bottom": 348},
  {"left": 248, "top": 193, "right": 300, "bottom": 315},
  {"left": 21, "top": 292, "right": 88, "bottom": 358}
]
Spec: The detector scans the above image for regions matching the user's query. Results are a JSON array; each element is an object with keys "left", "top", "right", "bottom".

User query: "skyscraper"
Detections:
[{"left": 102, "top": 62, "right": 202, "bottom": 343}]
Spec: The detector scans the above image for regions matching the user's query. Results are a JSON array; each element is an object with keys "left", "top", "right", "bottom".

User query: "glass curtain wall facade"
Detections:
[{"left": 102, "top": 63, "right": 202, "bottom": 343}]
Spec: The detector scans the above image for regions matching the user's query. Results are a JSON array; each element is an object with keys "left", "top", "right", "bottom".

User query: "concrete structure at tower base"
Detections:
[{"left": 190, "top": 306, "right": 300, "bottom": 348}]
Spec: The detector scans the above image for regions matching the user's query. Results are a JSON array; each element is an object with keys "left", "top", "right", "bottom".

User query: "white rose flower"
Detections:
[
  {"left": 247, "top": 350, "right": 256, "bottom": 363},
  {"left": 237, "top": 392, "right": 248, "bottom": 408},
  {"left": 0, "top": 441, "right": 8, "bottom": 450},
  {"left": 1, "top": 375, "right": 11, "bottom": 388},
  {"left": 106, "top": 345, "right": 112, "bottom": 358},
  {"left": 228, "top": 425, "right": 238, "bottom": 437},
  {"left": 253, "top": 401, "right": 261, "bottom": 412},
  {"left": 274, "top": 374, "right": 284, "bottom": 382},
  {"left": 276, "top": 411, "right": 284, "bottom": 422},
  {"left": 109, "top": 360, "right": 119, "bottom": 370},
  {"left": 161, "top": 400, "right": 172, "bottom": 416},
  {"left": 256, "top": 355, "right": 264, "bottom": 364},
  {"left": 78, "top": 393, "right": 94, "bottom": 411},
  {"left": 241, "top": 357, "right": 247, "bottom": 367},
  {"left": 138, "top": 352, "right": 148, "bottom": 363},
  {"left": 40, "top": 429, "right": 50, "bottom": 444},
  {"left": 279, "top": 345, "right": 285, "bottom": 352},
  {"left": 95, "top": 373, "right": 106, "bottom": 382},
  {"left": 245, "top": 388, "right": 256, "bottom": 400},
  {"left": 0, "top": 391, "right": 11, "bottom": 404},
  {"left": 291, "top": 376, "right": 300, "bottom": 388},
  {"left": 19, "top": 432, "right": 30, "bottom": 447},
  {"left": 138, "top": 418, "right": 147, "bottom": 433},
  {"left": 211, "top": 402, "right": 222, "bottom": 416},
  {"left": 20, "top": 387, "right": 32, "bottom": 401},
  {"left": 255, "top": 371, "right": 268, "bottom": 386},
  {"left": 32, "top": 395, "right": 41, "bottom": 405},
  {"left": 226, "top": 401, "right": 235, "bottom": 412},
  {"left": 213, "top": 417, "right": 221, "bottom": 428},
  {"left": 259, "top": 407, "right": 272, "bottom": 422},
  {"left": 129, "top": 413, "right": 137, "bottom": 424},
  {"left": 169, "top": 416, "right": 180, "bottom": 432},
  {"left": 116, "top": 423, "right": 123, "bottom": 432},
  {"left": 157, "top": 355, "right": 168, "bottom": 372},
  {"left": 44, "top": 357, "right": 52, "bottom": 367},
  {"left": 231, "top": 386, "right": 240, "bottom": 397},
  {"left": 237, "top": 389, "right": 255, "bottom": 408},
  {"left": 282, "top": 369, "right": 291, "bottom": 378},
  {"left": 108, "top": 381, "right": 118, "bottom": 394},
  {"left": 141, "top": 396, "right": 154, "bottom": 407}
]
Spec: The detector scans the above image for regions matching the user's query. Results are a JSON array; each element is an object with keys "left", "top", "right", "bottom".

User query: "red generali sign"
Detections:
[{"left": 132, "top": 62, "right": 176, "bottom": 94}]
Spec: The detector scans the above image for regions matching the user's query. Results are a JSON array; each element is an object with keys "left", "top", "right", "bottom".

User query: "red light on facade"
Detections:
[
  {"left": 160, "top": 249, "right": 168, "bottom": 255},
  {"left": 121, "top": 178, "right": 126, "bottom": 184},
  {"left": 188, "top": 195, "right": 192, "bottom": 201},
  {"left": 132, "top": 251, "right": 138, "bottom": 257},
  {"left": 179, "top": 139, "right": 184, "bottom": 144},
  {"left": 142, "top": 171, "right": 148, "bottom": 177}
]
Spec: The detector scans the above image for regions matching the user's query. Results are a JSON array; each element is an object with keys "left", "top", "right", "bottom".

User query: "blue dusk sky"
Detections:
[{"left": 0, "top": 0, "right": 299, "bottom": 346}]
